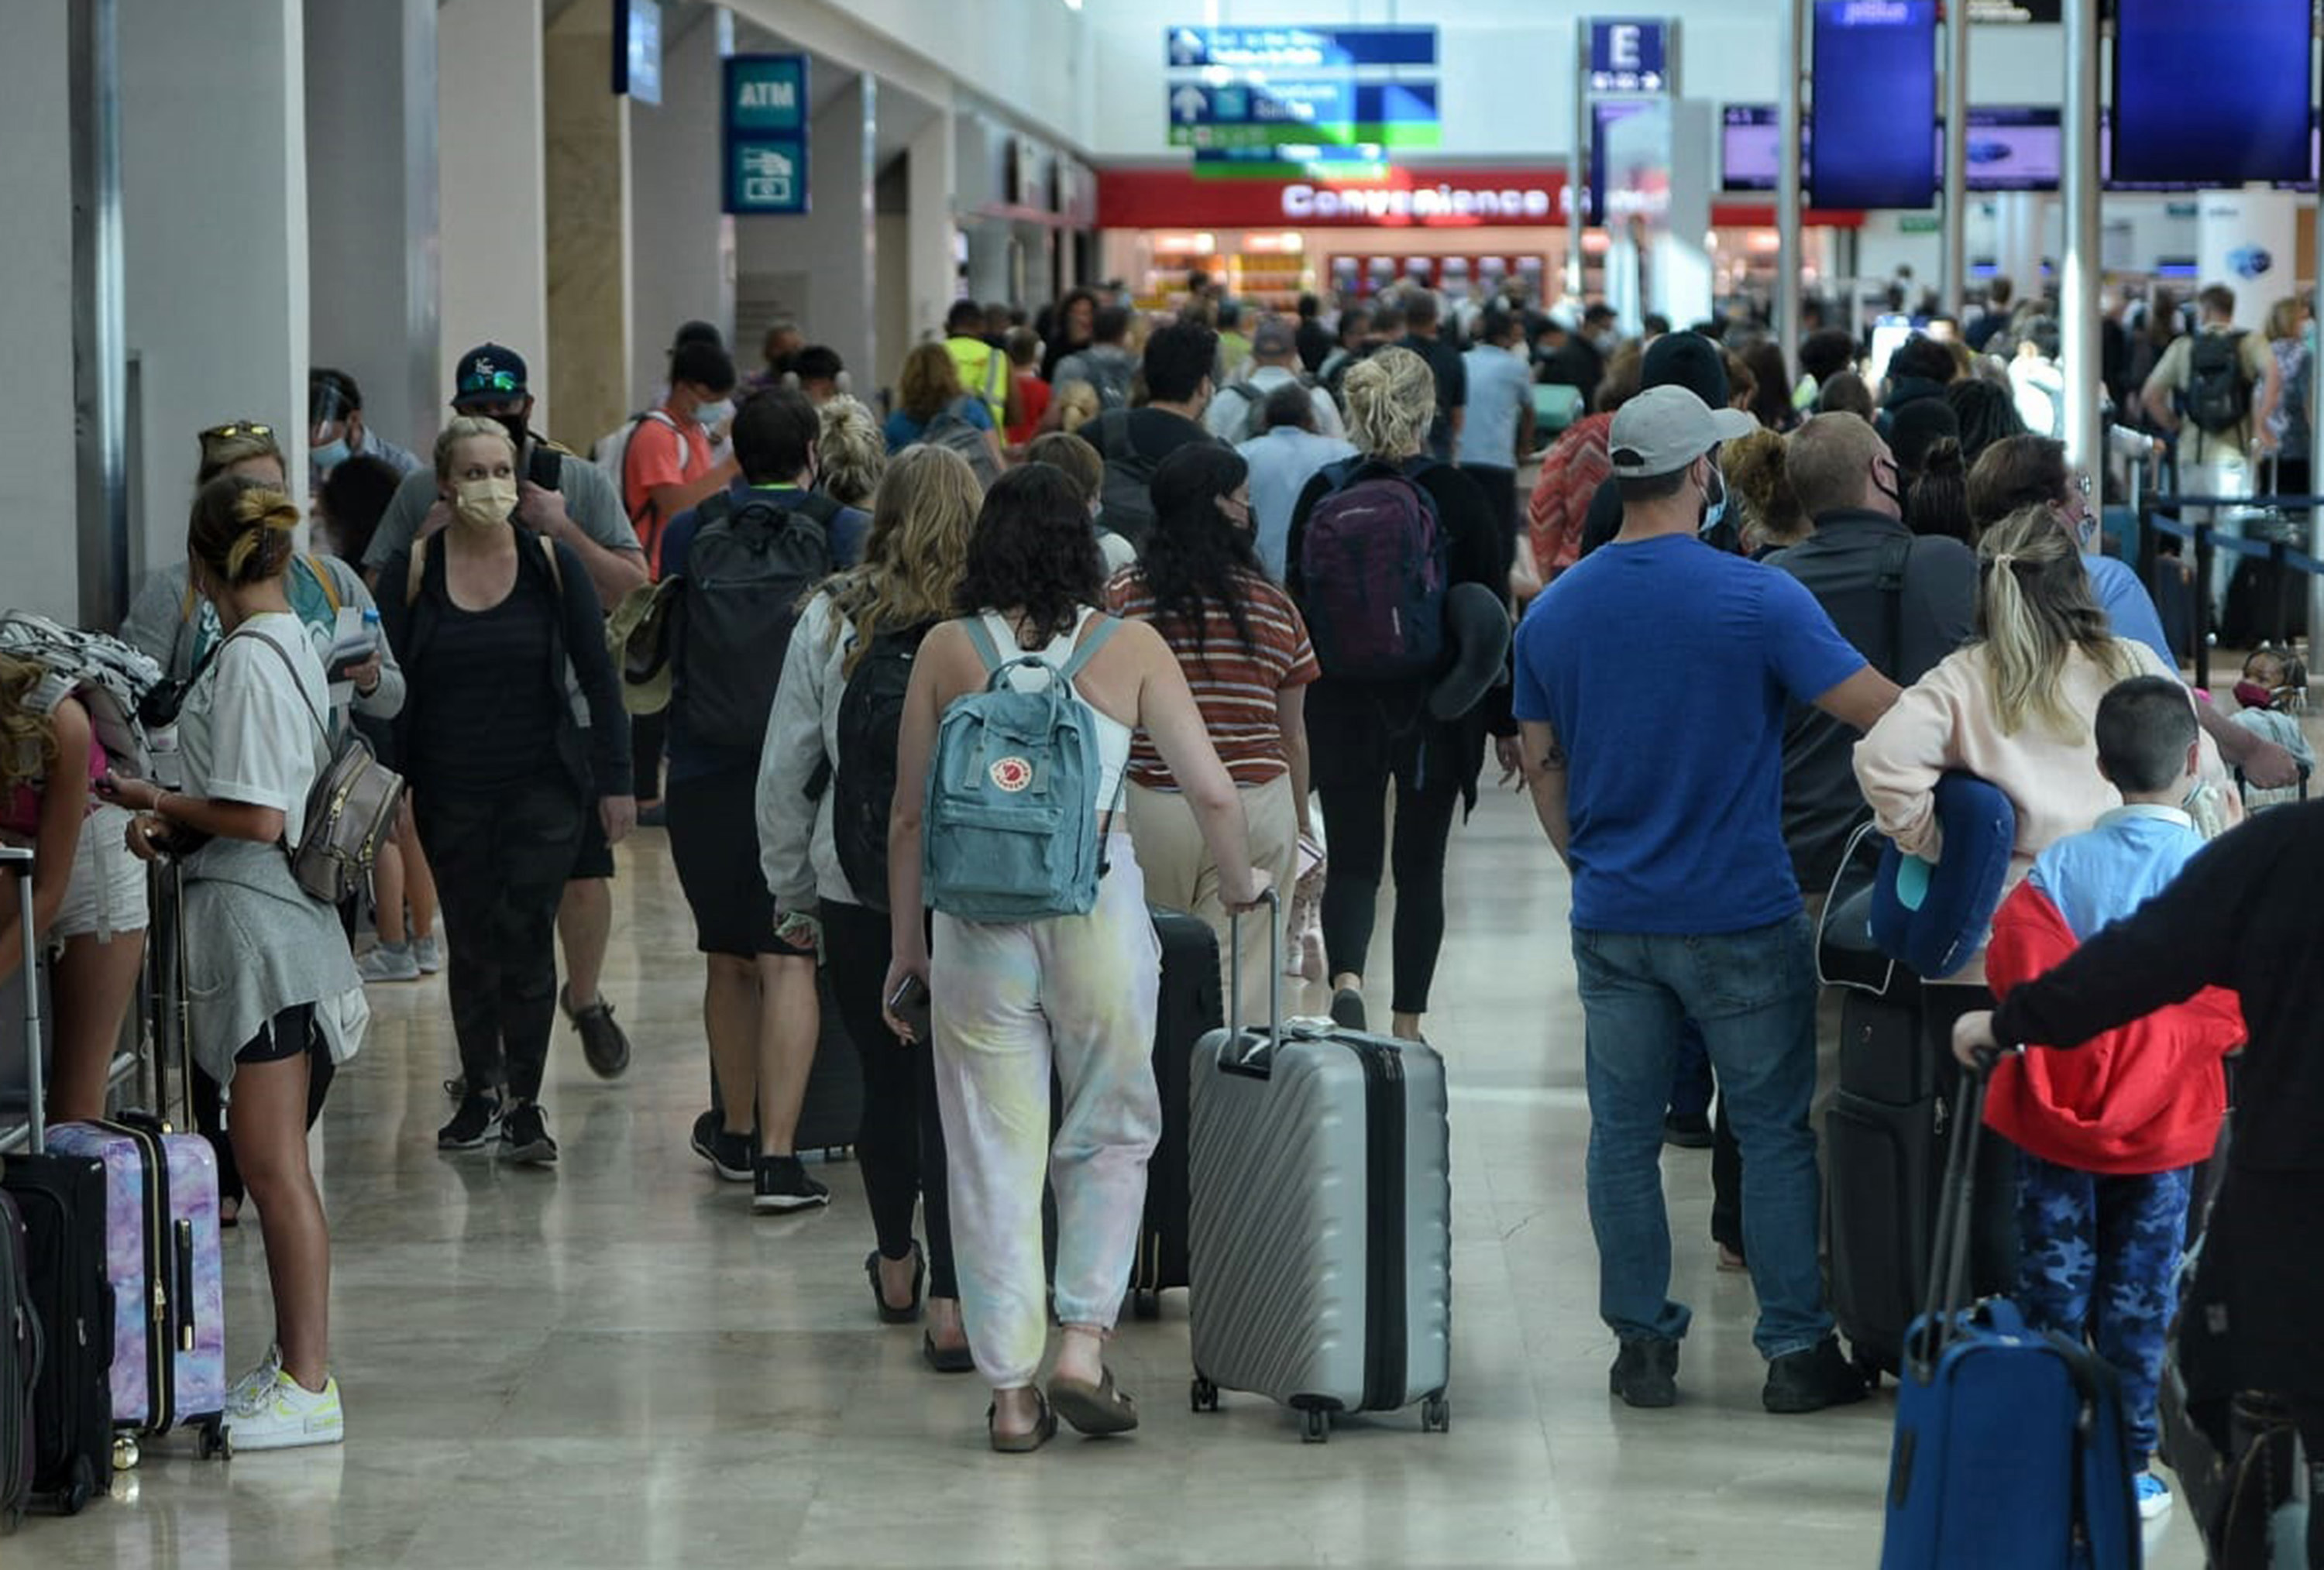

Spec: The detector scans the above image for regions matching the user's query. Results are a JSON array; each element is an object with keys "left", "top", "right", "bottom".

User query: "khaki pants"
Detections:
[{"left": 1126, "top": 775, "right": 1301, "bottom": 1028}]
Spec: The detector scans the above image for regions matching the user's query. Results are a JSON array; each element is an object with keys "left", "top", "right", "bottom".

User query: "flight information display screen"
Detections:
[
  {"left": 1810, "top": 0, "right": 1938, "bottom": 209},
  {"left": 2113, "top": 0, "right": 2310, "bottom": 185},
  {"left": 1723, "top": 106, "right": 2058, "bottom": 194}
]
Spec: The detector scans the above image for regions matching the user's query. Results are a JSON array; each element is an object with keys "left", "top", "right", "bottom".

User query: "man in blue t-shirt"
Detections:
[{"left": 1511, "top": 386, "right": 1901, "bottom": 1415}]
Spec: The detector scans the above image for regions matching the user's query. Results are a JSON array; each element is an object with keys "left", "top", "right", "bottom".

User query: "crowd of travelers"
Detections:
[{"left": 2, "top": 261, "right": 2318, "bottom": 1558}]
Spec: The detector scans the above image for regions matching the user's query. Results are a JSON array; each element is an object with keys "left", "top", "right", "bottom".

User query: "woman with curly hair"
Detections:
[
  {"left": 758, "top": 444, "right": 984, "bottom": 1366},
  {"left": 881, "top": 464, "right": 1268, "bottom": 1451},
  {"left": 883, "top": 342, "right": 1003, "bottom": 473},
  {"left": 1107, "top": 444, "right": 1318, "bottom": 1023}
]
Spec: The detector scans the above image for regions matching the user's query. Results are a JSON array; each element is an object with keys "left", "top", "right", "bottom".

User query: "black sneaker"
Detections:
[
  {"left": 1762, "top": 1335, "right": 1869, "bottom": 1414},
  {"left": 1662, "top": 1112, "right": 1714, "bottom": 1149},
  {"left": 689, "top": 1110, "right": 755, "bottom": 1184},
  {"left": 437, "top": 1091, "right": 502, "bottom": 1151},
  {"left": 443, "top": 1074, "right": 468, "bottom": 1101},
  {"left": 1329, "top": 988, "right": 1368, "bottom": 1032},
  {"left": 498, "top": 1100, "right": 559, "bottom": 1166},
  {"left": 561, "top": 986, "right": 631, "bottom": 1079},
  {"left": 752, "top": 1155, "right": 830, "bottom": 1214},
  {"left": 1609, "top": 1338, "right": 1680, "bottom": 1409}
]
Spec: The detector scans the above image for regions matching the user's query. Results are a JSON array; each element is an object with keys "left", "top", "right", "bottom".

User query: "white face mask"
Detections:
[{"left": 696, "top": 398, "right": 736, "bottom": 434}]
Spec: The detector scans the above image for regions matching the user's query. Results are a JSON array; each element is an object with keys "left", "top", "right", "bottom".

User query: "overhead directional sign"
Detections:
[
  {"left": 1588, "top": 19, "right": 1668, "bottom": 93},
  {"left": 1168, "top": 81, "right": 1440, "bottom": 151},
  {"left": 724, "top": 54, "right": 809, "bottom": 215},
  {"left": 1164, "top": 25, "right": 1438, "bottom": 70}
]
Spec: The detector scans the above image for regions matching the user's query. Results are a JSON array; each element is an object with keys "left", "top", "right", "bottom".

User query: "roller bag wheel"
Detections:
[
  {"left": 1188, "top": 894, "right": 1451, "bottom": 1440},
  {"left": 0, "top": 1190, "right": 36, "bottom": 1526},
  {"left": 1126, "top": 908, "right": 1222, "bottom": 1318},
  {"left": 0, "top": 846, "right": 115, "bottom": 1514},
  {"left": 1824, "top": 988, "right": 2015, "bottom": 1376},
  {"left": 1878, "top": 1059, "right": 2140, "bottom": 1570}
]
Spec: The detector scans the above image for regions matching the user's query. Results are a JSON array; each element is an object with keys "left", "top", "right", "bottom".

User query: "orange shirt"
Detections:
[{"left": 622, "top": 410, "right": 711, "bottom": 576}]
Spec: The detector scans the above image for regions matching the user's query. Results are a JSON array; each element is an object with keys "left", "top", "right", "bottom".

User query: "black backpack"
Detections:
[
  {"left": 1093, "top": 409, "right": 1162, "bottom": 551},
  {"left": 675, "top": 491, "right": 838, "bottom": 740},
  {"left": 829, "top": 621, "right": 930, "bottom": 910},
  {"left": 2185, "top": 331, "right": 2253, "bottom": 435}
]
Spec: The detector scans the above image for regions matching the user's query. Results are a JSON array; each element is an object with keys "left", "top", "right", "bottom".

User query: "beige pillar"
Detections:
[{"left": 544, "top": 5, "right": 634, "bottom": 447}]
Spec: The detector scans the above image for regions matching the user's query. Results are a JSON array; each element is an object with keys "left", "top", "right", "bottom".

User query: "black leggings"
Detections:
[
  {"left": 1316, "top": 775, "right": 1462, "bottom": 1016},
  {"left": 820, "top": 899, "right": 956, "bottom": 1300}
]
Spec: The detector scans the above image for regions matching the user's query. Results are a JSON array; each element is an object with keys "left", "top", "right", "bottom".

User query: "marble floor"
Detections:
[{"left": 18, "top": 788, "right": 2200, "bottom": 1568}]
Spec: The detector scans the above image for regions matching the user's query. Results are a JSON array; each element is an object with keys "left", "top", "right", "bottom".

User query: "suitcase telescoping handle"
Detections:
[
  {"left": 1, "top": 845, "right": 43, "bottom": 1155},
  {"left": 1908, "top": 1045, "right": 2010, "bottom": 1382},
  {"left": 1225, "top": 886, "right": 1282, "bottom": 1069}
]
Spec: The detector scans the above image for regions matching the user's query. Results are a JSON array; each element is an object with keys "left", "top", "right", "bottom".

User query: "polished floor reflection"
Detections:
[{"left": 18, "top": 788, "right": 2204, "bottom": 1568}]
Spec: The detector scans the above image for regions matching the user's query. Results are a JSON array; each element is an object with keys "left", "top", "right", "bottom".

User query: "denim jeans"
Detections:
[{"left": 1572, "top": 913, "right": 1830, "bottom": 1360}]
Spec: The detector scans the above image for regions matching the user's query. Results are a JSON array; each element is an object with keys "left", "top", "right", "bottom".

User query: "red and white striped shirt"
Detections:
[{"left": 1106, "top": 567, "right": 1319, "bottom": 792}]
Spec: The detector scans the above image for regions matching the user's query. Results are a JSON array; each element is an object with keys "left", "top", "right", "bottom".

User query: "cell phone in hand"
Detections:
[{"left": 886, "top": 974, "right": 933, "bottom": 1044}]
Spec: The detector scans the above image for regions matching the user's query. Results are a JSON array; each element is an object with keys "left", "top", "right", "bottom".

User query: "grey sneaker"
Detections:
[
  {"left": 412, "top": 935, "right": 443, "bottom": 974},
  {"left": 358, "top": 943, "right": 421, "bottom": 984}
]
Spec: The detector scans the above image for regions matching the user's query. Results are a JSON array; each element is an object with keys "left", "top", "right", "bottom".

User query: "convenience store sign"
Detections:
[{"left": 1100, "top": 166, "right": 1570, "bottom": 229}]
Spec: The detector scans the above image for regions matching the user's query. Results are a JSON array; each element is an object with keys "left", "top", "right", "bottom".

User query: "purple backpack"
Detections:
[{"left": 1298, "top": 461, "right": 1449, "bottom": 682}]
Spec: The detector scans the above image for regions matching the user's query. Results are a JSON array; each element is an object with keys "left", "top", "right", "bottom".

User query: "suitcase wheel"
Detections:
[
  {"left": 1422, "top": 1394, "right": 1451, "bottom": 1434},
  {"left": 1301, "top": 1408, "right": 1330, "bottom": 1445},
  {"left": 112, "top": 1434, "right": 139, "bottom": 1472},
  {"left": 57, "top": 1455, "right": 97, "bottom": 1515},
  {"left": 1190, "top": 1375, "right": 1220, "bottom": 1414},
  {"left": 197, "top": 1417, "right": 232, "bottom": 1461}
]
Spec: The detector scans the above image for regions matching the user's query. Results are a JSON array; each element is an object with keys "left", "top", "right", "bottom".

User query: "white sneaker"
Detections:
[
  {"left": 227, "top": 1345, "right": 284, "bottom": 1410},
  {"left": 2136, "top": 1472, "right": 2173, "bottom": 1520},
  {"left": 413, "top": 935, "right": 443, "bottom": 974},
  {"left": 358, "top": 943, "right": 421, "bottom": 984},
  {"left": 225, "top": 1369, "right": 345, "bottom": 1451}
]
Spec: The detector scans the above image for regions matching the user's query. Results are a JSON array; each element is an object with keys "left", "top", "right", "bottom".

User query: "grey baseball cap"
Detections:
[{"left": 1607, "top": 385, "right": 1757, "bottom": 479}]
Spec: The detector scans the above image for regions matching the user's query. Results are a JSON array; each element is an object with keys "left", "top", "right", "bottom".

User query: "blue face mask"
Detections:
[
  {"left": 1697, "top": 462, "right": 1730, "bottom": 540},
  {"left": 312, "top": 436, "right": 351, "bottom": 472}
]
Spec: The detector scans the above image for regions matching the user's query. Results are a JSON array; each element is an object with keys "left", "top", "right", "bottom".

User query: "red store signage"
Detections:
[{"left": 1096, "top": 164, "right": 1865, "bottom": 231}]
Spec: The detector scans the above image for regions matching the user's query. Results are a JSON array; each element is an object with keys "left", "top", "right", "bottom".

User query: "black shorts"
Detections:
[
  {"left": 235, "top": 1004, "right": 319, "bottom": 1064},
  {"left": 667, "top": 767, "right": 805, "bottom": 957},
  {"left": 570, "top": 793, "right": 615, "bottom": 881}
]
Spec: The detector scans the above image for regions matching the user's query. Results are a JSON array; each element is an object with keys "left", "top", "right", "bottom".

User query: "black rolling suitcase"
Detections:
[
  {"left": 1126, "top": 909, "right": 1222, "bottom": 1318},
  {"left": 1824, "top": 985, "right": 2016, "bottom": 1377},
  {"left": 0, "top": 845, "right": 115, "bottom": 1515}
]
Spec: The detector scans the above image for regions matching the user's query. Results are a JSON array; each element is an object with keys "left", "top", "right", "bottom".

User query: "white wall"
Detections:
[
  {"left": 307, "top": 0, "right": 438, "bottom": 455},
  {"left": 438, "top": 0, "right": 549, "bottom": 429},
  {"left": 628, "top": 10, "right": 734, "bottom": 404},
  {"left": 0, "top": 0, "right": 81, "bottom": 620},
  {"left": 120, "top": 0, "right": 310, "bottom": 570}
]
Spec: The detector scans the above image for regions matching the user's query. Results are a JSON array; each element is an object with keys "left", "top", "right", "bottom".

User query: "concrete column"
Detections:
[
  {"left": 1991, "top": 193, "right": 2047, "bottom": 305},
  {"left": 544, "top": 8, "right": 634, "bottom": 447},
  {"left": 627, "top": 10, "right": 734, "bottom": 403},
  {"left": 119, "top": 0, "right": 308, "bottom": 571},
  {"left": 905, "top": 108, "right": 959, "bottom": 346},
  {"left": 438, "top": 0, "right": 548, "bottom": 428},
  {"left": 305, "top": 0, "right": 438, "bottom": 456},
  {"left": 0, "top": 0, "right": 80, "bottom": 620}
]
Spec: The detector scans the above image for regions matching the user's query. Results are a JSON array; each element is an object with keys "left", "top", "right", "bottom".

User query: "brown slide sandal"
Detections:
[{"left": 1047, "top": 1366, "right": 1140, "bottom": 1437}]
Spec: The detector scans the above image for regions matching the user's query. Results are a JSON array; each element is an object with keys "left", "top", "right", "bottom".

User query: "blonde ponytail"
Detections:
[{"left": 1974, "top": 502, "right": 2137, "bottom": 740}]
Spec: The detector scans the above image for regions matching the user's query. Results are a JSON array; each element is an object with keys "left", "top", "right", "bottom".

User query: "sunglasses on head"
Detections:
[
  {"left": 459, "top": 369, "right": 523, "bottom": 397},
  {"left": 198, "top": 421, "right": 274, "bottom": 449}
]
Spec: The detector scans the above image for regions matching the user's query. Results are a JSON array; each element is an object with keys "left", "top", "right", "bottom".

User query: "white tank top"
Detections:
[{"left": 976, "top": 607, "right": 1133, "bottom": 812}]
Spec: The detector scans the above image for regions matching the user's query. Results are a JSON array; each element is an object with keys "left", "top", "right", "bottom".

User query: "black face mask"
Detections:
[
  {"left": 491, "top": 412, "right": 530, "bottom": 455},
  {"left": 1872, "top": 462, "right": 1904, "bottom": 514}
]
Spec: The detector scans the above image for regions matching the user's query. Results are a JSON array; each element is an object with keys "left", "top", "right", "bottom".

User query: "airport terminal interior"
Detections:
[{"left": 5, "top": 0, "right": 2323, "bottom": 1565}]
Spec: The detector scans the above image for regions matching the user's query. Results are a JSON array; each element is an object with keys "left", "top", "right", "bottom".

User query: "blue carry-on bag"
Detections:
[{"left": 1879, "top": 1054, "right": 2143, "bottom": 1570}]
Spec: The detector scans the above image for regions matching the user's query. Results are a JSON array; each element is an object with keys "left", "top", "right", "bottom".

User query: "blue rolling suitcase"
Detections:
[{"left": 1879, "top": 1056, "right": 2141, "bottom": 1570}]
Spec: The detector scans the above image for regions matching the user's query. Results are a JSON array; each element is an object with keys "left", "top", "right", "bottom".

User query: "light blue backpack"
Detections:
[{"left": 922, "top": 614, "right": 1124, "bottom": 922}]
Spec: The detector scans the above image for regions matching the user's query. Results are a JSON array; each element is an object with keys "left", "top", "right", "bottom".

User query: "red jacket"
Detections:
[{"left": 1985, "top": 878, "right": 2245, "bottom": 1175}]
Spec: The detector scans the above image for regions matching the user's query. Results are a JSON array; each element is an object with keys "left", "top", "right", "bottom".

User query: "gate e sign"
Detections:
[{"left": 724, "top": 54, "right": 809, "bottom": 215}]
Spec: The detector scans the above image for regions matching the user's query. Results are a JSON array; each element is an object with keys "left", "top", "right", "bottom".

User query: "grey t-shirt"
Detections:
[
  {"left": 1764, "top": 510, "right": 1978, "bottom": 892},
  {"left": 361, "top": 443, "right": 640, "bottom": 573}
]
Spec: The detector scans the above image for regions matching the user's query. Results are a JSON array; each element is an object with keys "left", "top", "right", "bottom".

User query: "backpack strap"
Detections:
[
  {"left": 405, "top": 537, "right": 430, "bottom": 608},
  {"left": 302, "top": 555, "right": 343, "bottom": 615},
  {"left": 1875, "top": 533, "right": 1913, "bottom": 680},
  {"left": 961, "top": 614, "right": 1007, "bottom": 678},
  {"left": 1057, "top": 613, "right": 1121, "bottom": 682}
]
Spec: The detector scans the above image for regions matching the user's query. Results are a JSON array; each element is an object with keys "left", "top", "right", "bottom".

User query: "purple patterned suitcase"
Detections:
[{"left": 44, "top": 1118, "right": 226, "bottom": 1452}]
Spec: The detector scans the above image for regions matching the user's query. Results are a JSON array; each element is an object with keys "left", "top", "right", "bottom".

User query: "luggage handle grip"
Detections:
[
  {"left": 1226, "top": 887, "right": 1282, "bottom": 1069},
  {"left": 1909, "top": 1045, "right": 2013, "bottom": 1380},
  {"left": 1, "top": 845, "right": 43, "bottom": 1155}
]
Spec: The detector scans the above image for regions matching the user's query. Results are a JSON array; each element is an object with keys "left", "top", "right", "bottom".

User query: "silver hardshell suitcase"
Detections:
[{"left": 1186, "top": 894, "right": 1452, "bottom": 1442}]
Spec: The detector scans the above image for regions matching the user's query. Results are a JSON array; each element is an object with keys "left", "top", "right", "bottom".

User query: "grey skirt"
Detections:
[{"left": 181, "top": 838, "right": 367, "bottom": 1089}]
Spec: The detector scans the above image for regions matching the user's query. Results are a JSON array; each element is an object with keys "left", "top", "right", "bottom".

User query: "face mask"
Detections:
[
  {"left": 453, "top": 476, "right": 518, "bottom": 530},
  {"left": 1872, "top": 464, "right": 1905, "bottom": 516},
  {"left": 2234, "top": 680, "right": 2278, "bottom": 711},
  {"left": 696, "top": 398, "right": 735, "bottom": 434},
  {"left": 490, "top": 413, "right": 529, "bottom": 455},
  {"left": 311, "top": 437, "right": 350, "bottom": 472},
  {"left": 1697, "top": 462, "right": 1730, "bottom": 539}
]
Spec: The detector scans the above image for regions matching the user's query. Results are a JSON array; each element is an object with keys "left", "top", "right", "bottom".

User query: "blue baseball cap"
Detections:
[{"left": 453, "top": 343, "right": 529, "bottom": 407}]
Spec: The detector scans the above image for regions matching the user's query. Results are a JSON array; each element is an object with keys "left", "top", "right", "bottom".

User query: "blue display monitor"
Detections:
[
  {"left": 1810, "top": 0, "right": 1938, "bottom": 210},
  {"left": 1723, "top": 105, "right": 2059, "bottom": 195},
  {"left": 2112, "top": 0, "right": 2310, "bottom": 186}
]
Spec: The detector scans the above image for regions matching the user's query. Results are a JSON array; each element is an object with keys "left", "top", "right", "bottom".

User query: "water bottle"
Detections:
[{"left": 363, "top": 606, "right": 383, "bottom": 652}]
